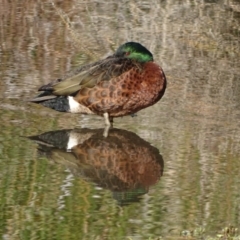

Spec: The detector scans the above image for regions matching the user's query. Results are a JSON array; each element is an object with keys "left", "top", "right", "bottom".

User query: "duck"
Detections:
[{"left": 30, "top": 42, "right": 167, "bottom": 133}]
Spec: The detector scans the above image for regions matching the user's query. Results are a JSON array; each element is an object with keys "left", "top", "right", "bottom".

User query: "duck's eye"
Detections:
[{"left": 125, "top": 52, "right": 130, "bottom": 56}]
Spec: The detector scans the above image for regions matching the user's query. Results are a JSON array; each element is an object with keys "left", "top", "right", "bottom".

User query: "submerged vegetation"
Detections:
[{"left": 127, "top": 226, "right": 240, "bottom": 239}]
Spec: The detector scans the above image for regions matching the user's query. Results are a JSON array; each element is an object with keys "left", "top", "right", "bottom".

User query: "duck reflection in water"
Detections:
[{"left": 29, "top": 128, "right": 164, "bottom": 205}]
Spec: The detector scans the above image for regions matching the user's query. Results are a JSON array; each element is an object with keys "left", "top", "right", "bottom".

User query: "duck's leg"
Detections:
[
  {"left": 103, "top": 112, "right": 111, "bottom": 126},
  {"left": 103, "top": 113, "right": 113, "bottom": 137}
]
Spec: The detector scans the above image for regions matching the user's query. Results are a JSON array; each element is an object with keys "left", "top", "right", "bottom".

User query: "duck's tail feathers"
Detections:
[{"left": 29, "top": 91, "right": 70, "bottom": 112}]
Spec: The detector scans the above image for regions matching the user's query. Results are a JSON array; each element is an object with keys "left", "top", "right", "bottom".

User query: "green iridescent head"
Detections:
[{"left": 114, "top": 42, "right": 153, "bottom": 63}]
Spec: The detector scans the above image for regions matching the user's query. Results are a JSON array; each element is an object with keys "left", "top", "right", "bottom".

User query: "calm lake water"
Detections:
[{"left": 0, "top": 0, "right": 240, "bottom": 239}]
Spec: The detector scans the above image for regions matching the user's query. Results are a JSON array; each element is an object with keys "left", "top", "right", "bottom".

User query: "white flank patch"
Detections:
[
  {"left": 68, "top": 96, "right": 94, "bottom": 114},
  {"left": 67, "top": 132, "right": 79, "bottom": 150},
  {"left": 68, "top": 96, "right": 81, "bottom": 113}
]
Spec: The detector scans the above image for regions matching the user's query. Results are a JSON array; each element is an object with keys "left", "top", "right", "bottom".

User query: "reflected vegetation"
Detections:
[{"left": 29, "top": 128, "right": 164, "bottom": 205}]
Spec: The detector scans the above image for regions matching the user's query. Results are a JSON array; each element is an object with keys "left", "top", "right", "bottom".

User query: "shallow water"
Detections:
[{"left": 0, "top": 0, "right": 240, "bottom": 239}]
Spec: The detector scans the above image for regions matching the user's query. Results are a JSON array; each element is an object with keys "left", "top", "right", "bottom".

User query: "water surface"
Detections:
[{"left": 0, "top": 0, "right": 240, "bottom": 239}]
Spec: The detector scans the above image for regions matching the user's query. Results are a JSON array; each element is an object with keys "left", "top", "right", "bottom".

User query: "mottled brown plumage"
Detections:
[
  {"left": 74, "top": 61, "right": 165, "bottom": 117},
  {"left": 30, "top": 42, "right": 167, "bottom": 127}
]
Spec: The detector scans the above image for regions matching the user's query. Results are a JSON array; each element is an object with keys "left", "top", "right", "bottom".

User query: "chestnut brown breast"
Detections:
[{"left": 74, "top": 62, "right": 166, "bottom": 117}]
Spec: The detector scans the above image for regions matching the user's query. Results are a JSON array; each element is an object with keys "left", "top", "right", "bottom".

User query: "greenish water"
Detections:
[{"left": 0, "top": 1, "right": 240, "bottom": 239}]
